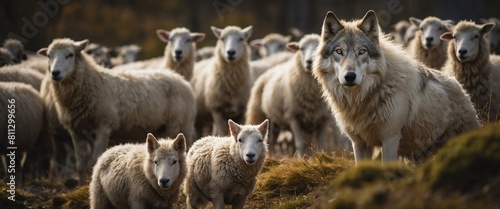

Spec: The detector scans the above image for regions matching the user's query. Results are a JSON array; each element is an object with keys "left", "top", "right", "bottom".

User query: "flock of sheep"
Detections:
[{"left": 1, "top": 9, "right": 500, "bottom": 209}]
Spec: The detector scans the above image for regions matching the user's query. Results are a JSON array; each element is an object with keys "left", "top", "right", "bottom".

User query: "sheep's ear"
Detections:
[
  {"left": 444, "top": 20, "right": 455, "bottom": 31},
  {"left": 211, "top": 26, "right": 223, "bottom": 39},
  {"left": 258, "top": 119, "right": 269, "bottom": 138},
  {"left": 286, "top": 42, "right": 300, "bottom": 52},
  {"left": 479, "top": 18, "right": 489, "bottom": 24},
  {"left": 242, "top": 25, "right": 253, "bottom": 40},
  {"left": 156, "top": 29, "right": 170, "bottom": 42},
  {"left": 284, "top": 35, "right": 292, "bottom": 43},
  {"left": 440, "top": 32, "right": 453, "bottom": 40},
  {"left": 409, "top": 17, "right": 422, "bottom": 27},
  {"left": 480, "top": 23, "right": 495, "bottom": 36},
  {"left": 37, "top": 48, "right": 48, "bottom": 56},
  {"left": 250, "top": 39, "right": 263, "bottom": 48},
  {"left": 322, "top": 11, "right": 344, "bottom": 41},
  {"left": 228, "top": 119, "right": 241, "bottom": 137},
  {"left": 358, "top": 10, "right": 379, "bottom": 40},
  {"left": 146, "top": 133, "right": 160, "bottom": 154},
  {"left": 173, "top": 133, "right": 186, "bottom": 153},
  {"left": 190, "top": 33, "right": 206, "bottom": 43},
  {"left": 74, "top": 39, "right": 89, "bottom": 52}
]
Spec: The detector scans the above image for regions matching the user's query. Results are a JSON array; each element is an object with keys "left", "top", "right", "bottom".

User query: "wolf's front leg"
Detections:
[{"left": 381, "top": 135, "right": 400, "bottom": 163}]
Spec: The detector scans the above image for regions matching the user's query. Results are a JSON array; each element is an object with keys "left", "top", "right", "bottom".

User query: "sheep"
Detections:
[
  {"left": 2, "top": 38, "right": 27, "bottom": 64},
  {"left": 0, "top": 65, "right": 44, "bottom": 91},
  {"left": 441, "top": 21, "right": 500, "bottom": 122},
  {"left": 191, "top": 25, "right": 253, "bottom": 136},
  {"left": 90, "top": 133, "right": 186, "bottom": 209},
  {"left": 0, "top": 82, "right": 43, "bottom": 185},
  {"left": 195, "top": 46, "right": 215, "bottom": 61},
  {"left": 480, "top": 17, "right": 500, "bottom": 54},
  {"left": 184, "top": 119, "right": 268, "bottom": 209},
  {"left": 390, "top": 20, "right": 410, "bottom": 46},
  {"left": 0, "top": 47, "right": 14, "bottom": 67},
  {"left": 245, "top": 34, "right": 332, "bottom": 156},
  {"left": 110, "top": 44, "right": 142, "bottom": 66},
  {"left": 408, "top": 17, "right": 453, "bottom": 69},
  {"left": 37, "top": 38, "right": 196, "bottom": 184},
  {"left": 250, "top": 33, "right": 291, "bottom": 59},
  {"left": 250, "top": 51, "right": 293, "bottom": 81},
  {"left": 156, "top": 27, "right": 205, "bottom": 80},
  {"left": 84, "top": 43, "right": 113, "bottom": 68}
]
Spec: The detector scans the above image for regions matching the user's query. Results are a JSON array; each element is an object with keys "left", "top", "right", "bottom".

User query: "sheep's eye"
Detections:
[
  {"left": 359, "top": 49, "right": 366, "bottom": 55},
  {"left": 420, "top": 27, "right": 424, "bottom": 31},
  {"left": 66, "top": 53, "right": 74, "bottom": 59},
  {"left": 238, "top": 37, "right": 244, "bottom": 42},
  {"left": 258, "top": 139, "right": 263, "bottom": 143},
  {"left": 153, "top": 160, "right": 157, "bottom": 165},
  {"left": 335, "top": 49, "right": 343, "bottom": 55},
  {"left": 238, "top": 138, "right": 243, "bottom": 142},
  {"left": 172, "top": 160, "right": 177, "bottom": 165},
  {"left": 186, "top": 39, "right": 191, "bottom": 43},
  {"left": 221, "top": 37, "right": 225, "bottom": 41}
]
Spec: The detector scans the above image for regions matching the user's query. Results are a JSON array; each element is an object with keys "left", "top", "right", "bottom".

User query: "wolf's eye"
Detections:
[
  {"left": 335, "top": 49, "right": 343, "bottom": 55},
  {"left": 172, "top": 160, "right": 177, "bottom": 165},
  {"left": 359, "top": 49, "right": 366, "bottom": 55}
]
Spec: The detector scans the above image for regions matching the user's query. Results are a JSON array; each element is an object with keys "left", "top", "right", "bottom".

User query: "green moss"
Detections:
[{"left": 332, "top": 161, "right": 412, "bottom": 189}]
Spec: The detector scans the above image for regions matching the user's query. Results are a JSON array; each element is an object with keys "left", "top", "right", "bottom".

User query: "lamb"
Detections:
[
  {"left": 0, "top": 82, "right": 43, "bottom": 185},
  {"left": 245, "top": 34, "right": 332, "bottom": 156},
  {"left": 184, "top": 119, "right": 268, "bottom": 209},
  {"left": 408, "top": 17, "right": 453, "bottom": 69},
  {"left": 250, "top": 51, "right": 293, "bottom": 81},
  {"left": 191, "top": 25, "right": 253, "bottom": 136},
  {"left": 90, "top": 133, "right": 186, "bottom": 209},
  {"left": 0, "top": 47, "right": 13, "bottom": 67},
  {"left": 250, "top": 33, "right": 291, "bottom": 59},
  {"left": 441, "top": 21, "right": 500, "bottom": 122},
  {"left": 0, "top": 65, "right": 44, "bottom": 91},
  {"left": 156, "top": 27, "right": 205, "bottom": 80},
  {"left": 480, "top": 17, "right": 500, "bottom": 54},
  {"left": 2, "top": 38, "right": 27, "bottom": 64},
  {"left": 37, "top": 38, "right": 196, "bottom": 184}
]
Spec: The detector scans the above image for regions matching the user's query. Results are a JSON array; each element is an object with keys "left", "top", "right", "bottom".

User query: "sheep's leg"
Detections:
[
  {"left": 231, "top": 198, "right": 246, "bottom": 209},
  {"left": 381, "top": 135, "right": 400, "bottom": 163},
  {"left": 315, "top": 121, "right": 328, "bottom": 151},
  {"left": 68, "top": 130, "right": 89, "bottom": 185},
  {"left": 211, "top": 111, "right": 228, "bottom": 136},
  {"left": 211, "top": 196, "right": 225, "bottom": 209},
  {"left": 90, "top": 128, "right": 111, "bottom": 167},
  {"left": 348, "top": 134, "right": 372, "bottom": 164},
  {"left": 289, "top": 119, "right": 307, "bottom": 157}
]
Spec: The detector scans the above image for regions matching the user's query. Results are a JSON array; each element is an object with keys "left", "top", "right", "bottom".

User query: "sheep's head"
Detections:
[
  {"left": 38, "top": 38, "right": 88, "bottom": 81},
  {"left": 286, "top": 34, "right": 320, "bottom": 72},
  {"left": 410, "top": 16, "right": 453, "bottom": 50},
  {"left": 146, "top": 133, "right": 186, "bottom": 189},
  {"left": 3, "top": 39, "right": 27, "bottom": 64},
  {"left": 250, "top": 33, "right": 291, "bottom": 57},
  {"left": 157, "top": 27, "right": 205, "bottom": 62},
  {"left": 212, "top": 25, "right": 252, "bottom": 63},
  {"left": 441, "top": 21, "right": 494, "bottom": 63},
  {"left": 0, "top": 47, "right": 14, "bottom": 67},
  {"left": 115, "top": 44, "right": 142, "bottom": 64},
  {"left": 480, "top": 18, "right": 500, "bottom": 53},
  {"left": 229, "top": 119, "right": 268, "bottom": 165}
]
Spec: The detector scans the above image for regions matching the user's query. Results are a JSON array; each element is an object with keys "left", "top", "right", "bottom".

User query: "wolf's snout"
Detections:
[{"left": 344, "top": 72, "right": 357, "bottom": 83}]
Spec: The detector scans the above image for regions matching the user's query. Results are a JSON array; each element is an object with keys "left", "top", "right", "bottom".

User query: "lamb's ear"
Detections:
[
  {"left": 358, "top": 10, "right": 379, "bottom": 40},
  {"left": 480, "top": 23, "right": 495, "bottom": 36},
  {"left": 242, "top": 25, "right": 253, "bottom": 40},
  {"left": 190, "top": 33, "right": 206, "bottom": 43},
  {"left": 322, "top": 11, "right": 344, "bottom": 41},
  {"left": 146, "top": 133, "right": 160, "bottom": 154},
  {"left": 286, "top": 42, "right": 300, "bottom": 52},
  {"left": 74, "top": 39, "right": 89, "bottom": 52},
  {"left": 250, "top": 39, "right": 263, "bottom": 48},
  {"left": 409, "top": 17, "right": 422, "bottom": 27},
  {"left": 37, "top": 48, "right": 48, "bottom": 56},
  {"left": 156, "top": 29, "right": 170, "bottom": 42},
  {"left": 173, "top": 133, "right": 186, "bottom": 153},
  {"left": 284, "top": 35, "right": 292, "bottom": 43},
  {"left": 440, "top": 32, "right": 453, "bottom": 40},
  {"left": 228, "top": 119, "right": 241, "bottom": 138},
  {"left": 258, "top": 119, "right": 269, "bottom": 138},
  {"left": 211, "top": 26, "right": 223, "bottom": 39}
]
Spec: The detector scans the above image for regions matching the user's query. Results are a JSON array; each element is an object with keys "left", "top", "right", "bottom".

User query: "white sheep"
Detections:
[
  {"left": 480, "top": 17, "right": 500, "bottom": 54},
  {"left": 156, "top": 27, "right": 205, "bottom": 80},
  {"left": 110, "top": 44, "right": 142, "bottom": 66},
  {"left": 191, "top": 25, "right": 253, "bottom": 136},
  {"left": 0, "top": 65, "right": 44, "bottom": 91},
  {"left": 184, "top": 119, "right": 268, "bottom": 209},
  {"left": 408, "top": 17, "right": 453, "bottom": 69},
  {"left": 245, "top": 34, "right": 332, "bottom": 156},
  {"left": 250, "top": 51, "right": 293, "bottom": 81},
  {"left": 390, "top": 20, "right": 410, "bottom": 46},
  {"left": 250, "top": 33, "right": 291, "bottom": 59},
  {"left": 441, "top": 21, "right": 500, "bottom": 122},
  {"left": 2, "top": 39, "right": 27, "bottom": 64},
  {"left": 0, "top": 47, "right": 13, "bottom": 67},
  {"left": 0, "top": 82, "right": 44, "bottom": 185},
  {"left": 90, "top": 133, "right": 186, "bottom": 209},
  {"left": 195, "top": 46, "right": 215, "bottom": 61},
  {"left": 84, "top": 43, "right": 113, "bottom": 68},
  {"left": 37, "top": 38, "right": 196, "bottom": 184}
]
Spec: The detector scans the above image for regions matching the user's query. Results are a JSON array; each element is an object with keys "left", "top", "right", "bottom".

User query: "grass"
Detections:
[{"left": 1, "top": 124, "right": 499, "bottom": 209}]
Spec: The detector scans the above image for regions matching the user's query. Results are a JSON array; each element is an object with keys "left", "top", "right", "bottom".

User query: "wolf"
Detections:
[
  {"left": 89, "top": 133, "right": 186, "bottom": 209},
  {"left": 312, "top": 10, "right": 481, "bottom": 163}
]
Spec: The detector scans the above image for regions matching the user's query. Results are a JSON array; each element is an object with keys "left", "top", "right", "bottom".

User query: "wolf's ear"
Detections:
[
  {"left": 480, "top": 23, "right": 495, "bottom": 36},
  {"left": 74, "top": 39, "right": 89, "bottom": 52},
  {"left": 146, "top": 133, "right": 160, "bottom": 154},
  {"left": 156, "top": 29, "right": 171, "bottom": 42},
  {"left": 440, "top": 32, "right": 453, "bottom": 40},
  {"left": 228, "top": 119, "right": 241, "bottom": 138},
  {"left": 258, "top": 119, "right": 269, "bottom": 138},
  {"left": 358, "top": 10, "right": 379, "bottom": 40},
  {"left": 37, "top": 48, "right": 48, "bottom": 56},
  {"left": 286, "top": 42, "right": 299, "bottom": 52},
  {"left": 173, "top": 133, "right": 186, "bottom": 153},
  {"left": 322, "top": 11, "right": 344, "bottom": 41},
  {"left": 409, "top": 17, "right": 422, "bottom": 27}
]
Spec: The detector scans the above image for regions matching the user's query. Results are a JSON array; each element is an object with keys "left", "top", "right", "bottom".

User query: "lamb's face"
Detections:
[
  {"left": 37, "top": 39, "right": 88, "bottom": 81},
  {"left": 229, "top": 119, "right": 268, "bottom": 165},
  {"left": 212, "top": 26, "right": 252, "bottom": 63},
  {"left": 147, "top": 133, "right": 185, "bottom": 189},
  {"left": 157, "top": 28, "right": 205, "bottom": 62},
  {"left": 443, "top": 23, "right": 494, "bottom": 63},
  {"left": 416, "top": 18, "right": 450, "bottom": 50}
]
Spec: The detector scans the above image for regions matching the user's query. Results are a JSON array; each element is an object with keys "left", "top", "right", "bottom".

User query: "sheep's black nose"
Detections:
[
  {"left": 159, "top": 178, "right": 170, "bottom": 185},
  {"left": 246, "top": 153, "right": 255, "bottom": 159},
  {"left": 51, "top": 70, "right": 60, "bottom": 77},
  {"left": 426, "top": 37, "right": 434, "bottom": 42},
  {"left": 458, "top": 49, "right": 468, "bottom": 55},
  {"left": 175, "top": 50, "right": 182, "bottom": 56},
  {"left": 306, "top": 60, "right": 313, "bottom": 66},
  {"left": 345, "top": 72, "right": 356, "bottom": 83},
  {"left": 227, "top": 50, "right": 236, "bottom": 56}
]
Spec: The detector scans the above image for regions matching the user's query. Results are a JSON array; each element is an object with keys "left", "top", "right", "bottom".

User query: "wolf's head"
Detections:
[
  {"left": 146, "top": 133, "right": 186, "bottom": 189},
  {"left": 314, "top": 10, "right": 382, "bottom": 88}
]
